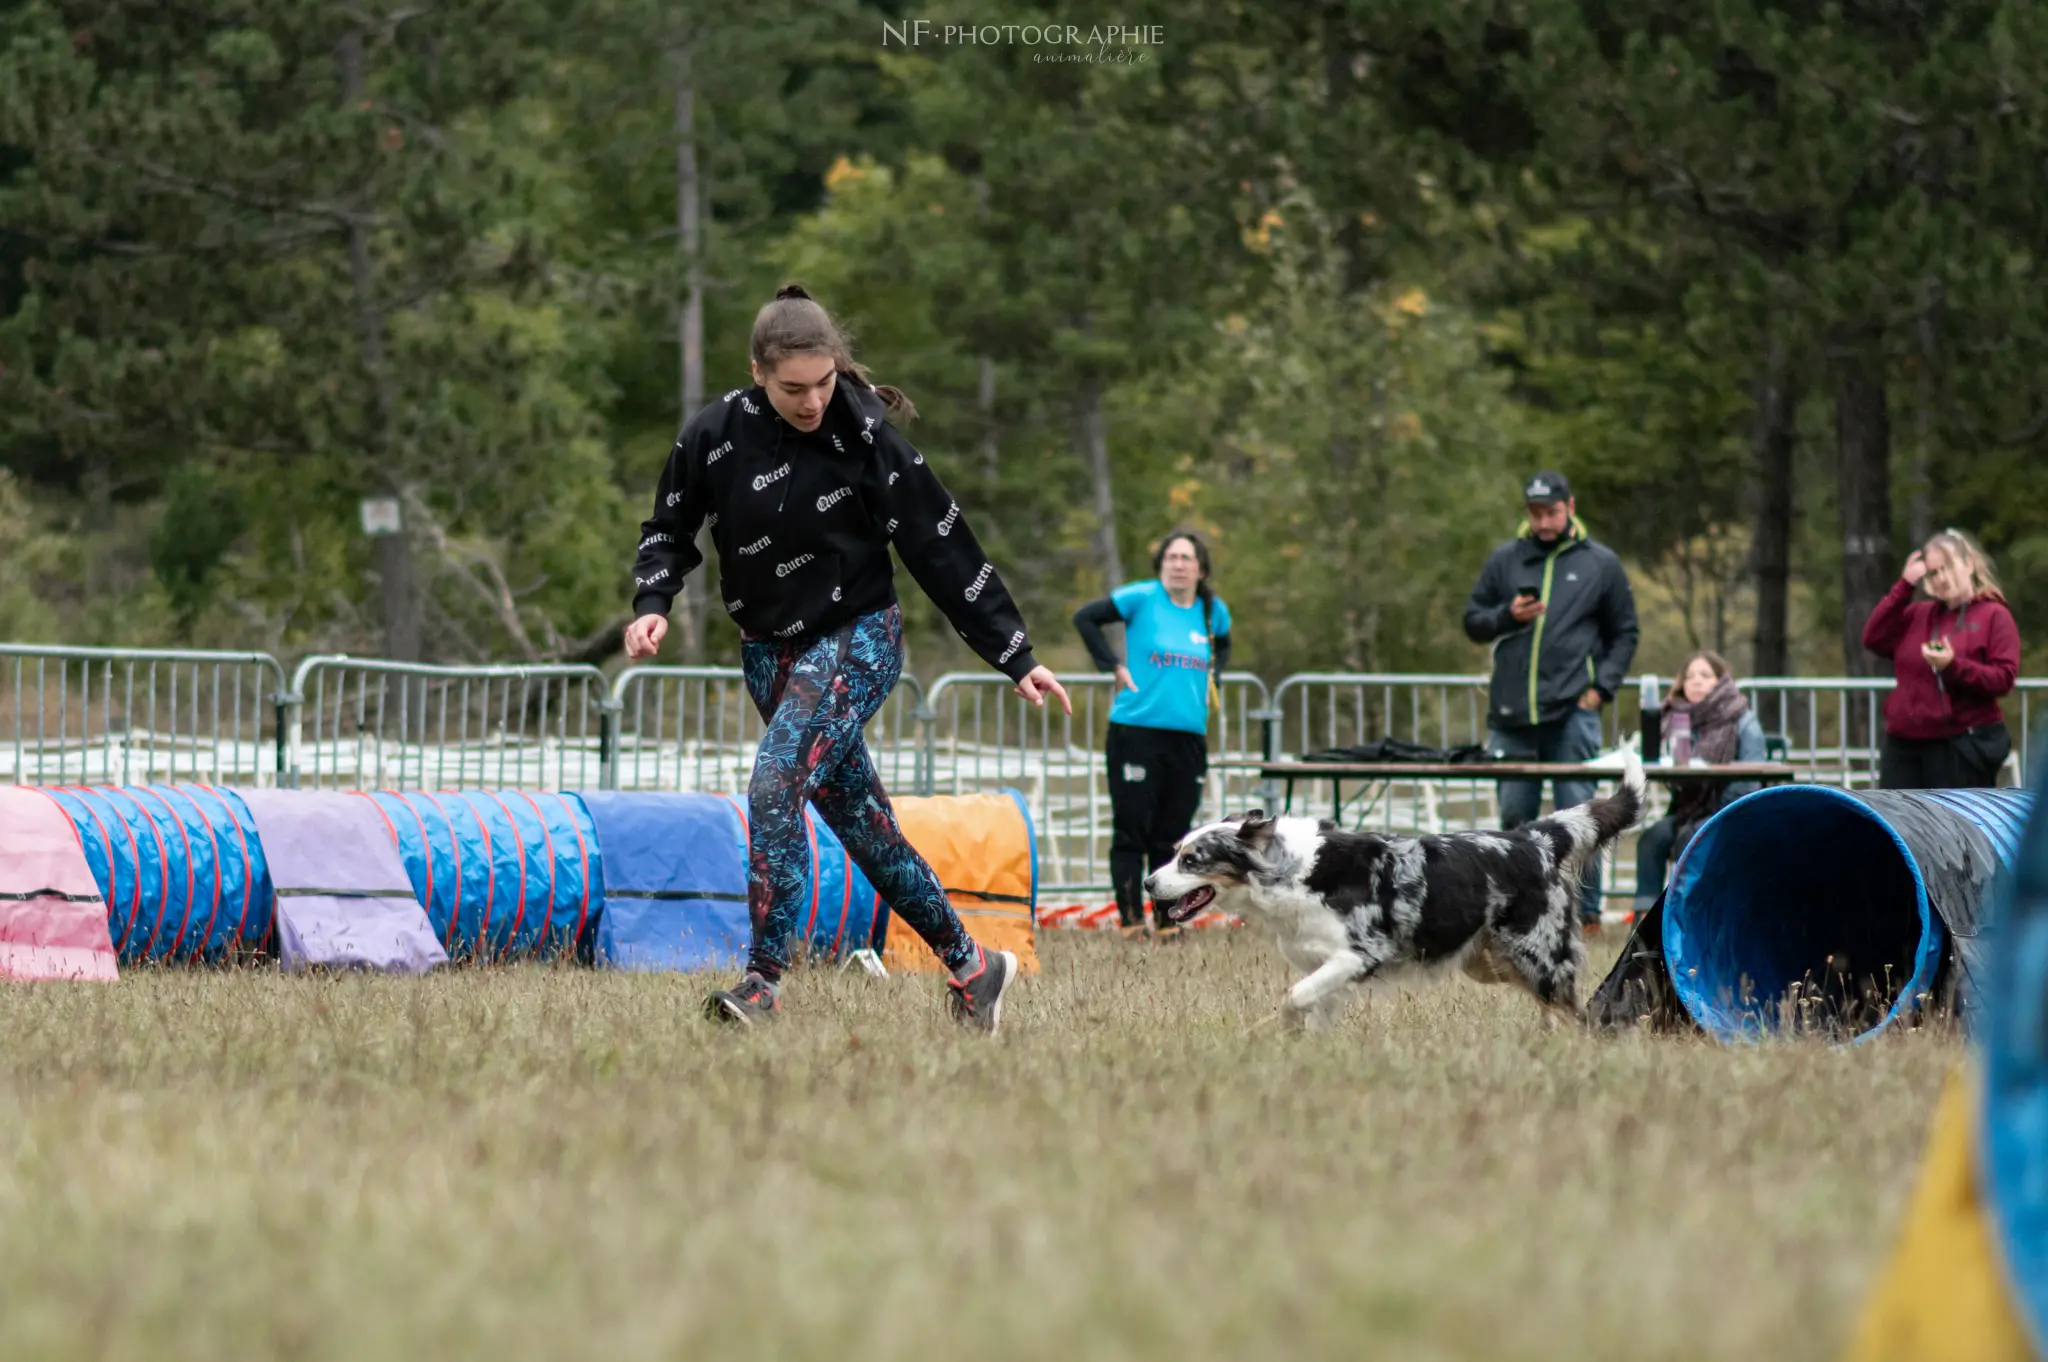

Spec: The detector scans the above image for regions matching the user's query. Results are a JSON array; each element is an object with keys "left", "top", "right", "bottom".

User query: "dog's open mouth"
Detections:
[{"left": 1162, "top": 885, "right": 1216, "bottom": 924}]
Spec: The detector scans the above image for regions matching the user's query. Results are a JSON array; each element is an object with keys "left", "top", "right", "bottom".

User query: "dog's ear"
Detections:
[
  {"left": 1235, "top": 811, "right": 1277, "bottom": 847},
  {"left": 1229, "top": 807, "right": 1266, "bottom": 823}
]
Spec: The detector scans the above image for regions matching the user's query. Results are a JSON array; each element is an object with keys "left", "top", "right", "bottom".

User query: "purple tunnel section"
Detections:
[{"left": 236, "top": 789, "right": 447, "bottom": 975}]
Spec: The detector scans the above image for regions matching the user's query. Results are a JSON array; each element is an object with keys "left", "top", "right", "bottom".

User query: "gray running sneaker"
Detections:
[
  {"left": 705, "top": 972, "right": 781, "bottom": 1026},
  {"left": 945, "top": 944, "right": 1018, "bottom": 1035}
]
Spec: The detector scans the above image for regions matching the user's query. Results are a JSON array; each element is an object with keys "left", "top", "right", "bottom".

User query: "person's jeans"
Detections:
[
  {"left": 1488, "top": 707, "right": 1607, "bottom": 923},
  {"left": 1632, "top": 815, "right": 1680, "bottom": 914}
]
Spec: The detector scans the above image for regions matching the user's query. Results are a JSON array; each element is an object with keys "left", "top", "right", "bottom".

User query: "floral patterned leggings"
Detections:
[{"left": 740, "top": 604, "right": 974, "bottom": 980}]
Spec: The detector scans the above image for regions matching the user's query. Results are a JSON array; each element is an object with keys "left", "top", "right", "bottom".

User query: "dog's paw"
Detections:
[
  {"left": 1279, "top": 1006, "right": 1334, "bottom": 1034},
  {"left": 1277, "top": 989, "right": 1314, "bottom": 1033},
  {"left": 1280, "top": 996, "right": 1339, "bottom": 1034}
]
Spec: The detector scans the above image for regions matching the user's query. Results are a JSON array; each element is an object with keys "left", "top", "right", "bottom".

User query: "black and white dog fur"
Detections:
[{"left": 1146, "top": 750, "right": 1646, "bottom": 1031}]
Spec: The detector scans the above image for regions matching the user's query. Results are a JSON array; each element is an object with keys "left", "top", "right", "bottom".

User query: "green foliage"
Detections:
[
  {"left": 0, "top": 469, "right": 62, "bottom": 642},
  {"left": 1, "top": 0, "right": 2044, "bottom": 681},
  {"left": 149, "top": 461, "right": 248, "bottom": 629},
  {"left": 1111, "top": 192, "right": 1534, "bottom": 677}
]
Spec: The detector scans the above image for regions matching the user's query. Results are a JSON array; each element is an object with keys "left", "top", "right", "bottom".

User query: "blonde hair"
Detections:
[
  {"left": 1923, "top": 528, "right": 2006, "bottom": 604},
  {"left": 749, "top": 283, "right": 917, "bottom": 420}
]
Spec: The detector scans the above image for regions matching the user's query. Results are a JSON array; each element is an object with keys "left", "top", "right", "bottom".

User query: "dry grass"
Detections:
[{"left": 0, "top": 931, "right": 1953, "bottom": 1362}]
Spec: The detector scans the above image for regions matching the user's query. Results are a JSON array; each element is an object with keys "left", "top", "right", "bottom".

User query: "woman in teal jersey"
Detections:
[{"left": 1073, "top": 529, "right": 1233, "bottom": 937}]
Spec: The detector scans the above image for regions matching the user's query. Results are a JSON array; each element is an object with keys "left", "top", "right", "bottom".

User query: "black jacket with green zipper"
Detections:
[{"left": 1462, "top": 520, "right": 1639, "bottom": 730}]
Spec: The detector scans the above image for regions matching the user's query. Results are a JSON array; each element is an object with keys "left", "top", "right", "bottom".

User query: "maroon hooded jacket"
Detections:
[{"left": 1861, "top": 579, "right": 2021, "bottom": 740}]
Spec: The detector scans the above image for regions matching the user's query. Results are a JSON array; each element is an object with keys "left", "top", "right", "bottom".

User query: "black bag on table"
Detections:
[{"left": 1298, "top": 737, "right": 1494, "bottom": 766}]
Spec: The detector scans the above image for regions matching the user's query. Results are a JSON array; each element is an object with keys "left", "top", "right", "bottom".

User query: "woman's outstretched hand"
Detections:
[{"left": 1015, "top": 665, "right": 1073, "bottom": 715}]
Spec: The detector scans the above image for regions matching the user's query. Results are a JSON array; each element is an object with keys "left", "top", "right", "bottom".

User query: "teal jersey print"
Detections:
[{"left": 1108, "top": 580, "right": 1230, "bottom": 735}]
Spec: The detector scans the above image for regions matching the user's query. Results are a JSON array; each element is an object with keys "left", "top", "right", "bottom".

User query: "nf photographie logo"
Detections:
[{"left": 882, "top": 20, "right": 1162, "bottom": 63}]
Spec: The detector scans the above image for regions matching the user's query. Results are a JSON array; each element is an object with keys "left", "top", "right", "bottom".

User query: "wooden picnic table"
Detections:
[{"left": 1217, "top": 760, "right": 1799, "bottom": 817}]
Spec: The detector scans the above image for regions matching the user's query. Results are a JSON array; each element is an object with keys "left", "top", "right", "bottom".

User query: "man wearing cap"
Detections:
[{"left": 1463, "top": 470, "right": 1641, "bottom": 931}]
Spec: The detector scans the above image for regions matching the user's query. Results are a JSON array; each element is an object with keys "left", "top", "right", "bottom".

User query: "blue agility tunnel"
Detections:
[
  {"left": 8, "top": 785, "right": 1006, "bottom": 975},
  {"left": 43, "top": 785, "right": 275, "bottom": 962},
  {"left": 359, "top": 790, "right": 603, "bottom": 961},
  {"left": 582, "top": 791, "right": 751, "bottom": 970},
  {"left": 579, "top": 791, "right": 883, "bottom": 971},
  {"left": 1661, "top": 784, "right": 2037, "bottom": 1043},
  {"left": 1982, "top": 767, "right": 2048, "bottom": 1353},
  {"left": 796, "top": 808, "right": 886, "bottom": 964}
]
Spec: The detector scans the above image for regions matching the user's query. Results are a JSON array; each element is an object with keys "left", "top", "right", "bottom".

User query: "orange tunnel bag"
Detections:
[{"left": 882, "top": 791, "right": 1038, "bottom": 975}]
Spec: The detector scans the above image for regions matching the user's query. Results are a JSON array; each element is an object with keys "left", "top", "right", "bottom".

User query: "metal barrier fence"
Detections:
[
  {"left": 2018, "top": 679, "right": 2047, "bottom": 785},
  {"left": 917, "top": 671, "right": 1271, "bottom": 894},
  {"left": 1263, "top": 673, "right": 2047, "bottom": 798},
  {"left": 606, "top": 667, "right": 925, "bottom": 797},
  {"left": 287, "top": 655, "right": 611, "bottom": 791},
  {"left": 1261, "top": 671, "right": 1521, "bottom": 842},
  {"left": 0, "top": 644, "right": 289, "bottom": 786},
  {"left": 2, "top": 642, "right": 2040, "bottom": 901},
  {"left": 1736, "top": 677, "right": 1889, "bottom": 787},
  {"left": 1255, "top": 672, "right": 2046, "bottom": 906}
]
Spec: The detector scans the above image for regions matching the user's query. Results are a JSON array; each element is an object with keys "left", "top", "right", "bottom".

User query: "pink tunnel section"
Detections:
[{"left": 0, "top": 787, "right": 119, "bottom": 981}]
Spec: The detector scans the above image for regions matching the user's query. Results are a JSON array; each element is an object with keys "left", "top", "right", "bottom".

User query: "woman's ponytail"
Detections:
[{"left": 752, "top": 283, "right": 918, "bottom": 421}]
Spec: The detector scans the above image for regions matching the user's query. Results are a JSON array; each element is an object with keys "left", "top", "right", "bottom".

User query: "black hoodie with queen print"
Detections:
[{"left": 628, "top": 377, "right": 1040, "bottom": 681}]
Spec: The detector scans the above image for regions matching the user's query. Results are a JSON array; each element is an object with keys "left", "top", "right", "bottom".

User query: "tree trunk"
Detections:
[
  {"left": 1322, "top": 13, "right": 1372, "bottom": 294},
  {"left": 672, "top": 39, "right": 710, "bottom": 663},
  {"left": 338, "top": 31, "right": 420, "bottom": 662},
  {"left": 1075, "top": 364, "right": 1123, "bottom": 591},
  {"left": 84, "top": 452, "right": 113, "bottom": 606},
  {"left": 1749, "top": 334, "right": 1797, "bottom": 676},
  {"left": 1833, "top": 347, "right": 1893, "bottom": 677},
  {"left": 974, "top": 177, "right": 999, "bottom": 489},
  {"left": 1907, "top": 400, "right": 1933, "bottom": 550},
  {"left": 979, "top": 354, "right": 998, "bottom": 487}
]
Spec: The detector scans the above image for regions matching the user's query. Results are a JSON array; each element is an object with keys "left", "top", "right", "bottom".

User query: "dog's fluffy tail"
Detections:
[{"left": 1543, "top": 748, "right": 1645, "bottom": 888}]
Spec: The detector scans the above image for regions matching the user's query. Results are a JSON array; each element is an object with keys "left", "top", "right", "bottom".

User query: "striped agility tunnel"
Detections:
[{"left": 0, "top": 786, "right": 1039, "bottom": 978}]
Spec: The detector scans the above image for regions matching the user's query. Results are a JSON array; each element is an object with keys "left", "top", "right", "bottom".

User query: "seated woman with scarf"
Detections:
[{"left": 1632, "top": 651, "right": 1767, "bottom": 914}]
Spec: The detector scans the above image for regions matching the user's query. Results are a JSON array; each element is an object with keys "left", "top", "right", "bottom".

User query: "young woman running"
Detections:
[{"left": 624, "top": 285, "right": 1071, "bottom": 1030}]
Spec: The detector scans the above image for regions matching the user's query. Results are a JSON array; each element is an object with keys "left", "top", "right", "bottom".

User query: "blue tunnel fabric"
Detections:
[
  {"left": 19, "top": 785, "right": 1018, "bottom": 973},
  {"left": 1913, "top": 787, "right": 2032, "bottom": 1011},
  {"left": 361, "top": 790, "right": 602, "bottom": 961},
  {"left": 1981, "top": 761, "right": 2048, "bottom": 1356},
  {"left": 800, "top": 807, "right": 884, "bottom": 962},
  {"left": 1011, "top": 787, "right": 1039, "bottom": 924},
  {"left": 580, "top": 791, "right": 884, "bottom": 971},
  {"left": 42, "top": 785, "right": 274, "bottom": 962},
  {"left": 583, "top": 791, "right": 752, "bottom": 971},
  {"left": 1664, "top": 784, "right": 2037, "bottom": 1043}
]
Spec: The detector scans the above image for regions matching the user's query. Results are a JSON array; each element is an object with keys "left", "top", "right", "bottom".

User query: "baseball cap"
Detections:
[{"left": 1522, "top": 470, "right": 1572, "bottom": 505}]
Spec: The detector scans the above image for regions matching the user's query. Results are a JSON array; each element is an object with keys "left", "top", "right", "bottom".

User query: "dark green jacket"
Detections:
[{"left": 1463, "top": 520, "right": 1640, "bottom": 729}]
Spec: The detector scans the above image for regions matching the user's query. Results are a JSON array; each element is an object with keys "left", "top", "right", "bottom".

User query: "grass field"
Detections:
[{"left": 0, "top": 930, "right": 1954, "bottom": 1362}]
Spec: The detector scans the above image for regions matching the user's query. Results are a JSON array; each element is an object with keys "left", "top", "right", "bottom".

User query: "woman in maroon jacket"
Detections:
[{"left": 1862, "top": 528, "right": 2022, "bottom": 789}]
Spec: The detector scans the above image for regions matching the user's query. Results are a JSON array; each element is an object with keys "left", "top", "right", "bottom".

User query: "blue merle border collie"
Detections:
[{"left": 1146, "top": 750, "right": 1645, "bottom": 1031}]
